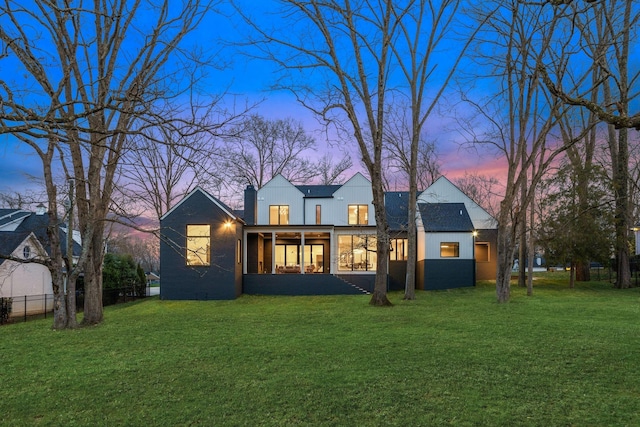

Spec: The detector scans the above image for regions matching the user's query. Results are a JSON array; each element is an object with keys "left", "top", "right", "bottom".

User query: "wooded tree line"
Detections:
[{"left": 0, "top": 0, "right": 638, "bottom": 328}]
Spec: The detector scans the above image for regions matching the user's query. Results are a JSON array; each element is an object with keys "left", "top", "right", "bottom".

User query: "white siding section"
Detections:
[
  {"left": 425, "top": 232, "right": 474, "bottom": 260},
  {"left": 305, "top": 199, "right": 334, "bottom": 225},
  {"left": 256, "top": 175, "right": 304, "bottom": 225},
  {"left": 331, "top": 173, "right": 376, "bottom": 226},
  {"left": 419, "top": 177, "right": 496, "bottom": 230}
]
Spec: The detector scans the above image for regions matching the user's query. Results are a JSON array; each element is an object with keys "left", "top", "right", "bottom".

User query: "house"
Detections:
[
  {"left": 0, "top": 206, "right": 81, "bottom": 317},
  {"left": 159, "top": 173, "right": 498, "bottom": 300}
]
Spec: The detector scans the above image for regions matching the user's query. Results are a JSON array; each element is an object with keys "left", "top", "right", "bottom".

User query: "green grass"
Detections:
[{"left": 2, "top": 276, "right": 640, "bottom": 426}]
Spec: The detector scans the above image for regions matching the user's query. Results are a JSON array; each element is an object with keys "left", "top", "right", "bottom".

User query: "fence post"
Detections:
[
  {"left": 24, "top": 295, "right": 27, "bottom": 322},
  {"left": 44, "top": 294, "right": 47, "bottom": 319}
]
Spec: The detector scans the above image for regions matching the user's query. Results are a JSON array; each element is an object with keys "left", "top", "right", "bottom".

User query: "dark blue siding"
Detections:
[
  {"left": 243, "top": 274, "right": 371, "bottom": 295},
  {"left": 418, "top": 259, "right": 476, "bottom": 290},
  {"left": 160, "top": 190, "right": 241, "bottom": 300}
]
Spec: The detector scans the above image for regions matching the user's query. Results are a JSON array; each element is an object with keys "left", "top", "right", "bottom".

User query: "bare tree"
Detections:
[
  {"left": 316, "top": 153, "right": 353, "bottom": 185},
  {"left": 453, "top": 172, "right": 500, "bottom": 218},
  {"left": 538, "top": 0, "right": 640, "bottom": 288},
  {"left": 120, "top": 126, "right": 224, "bottom": 221},
  {"left": 0, "top": 0, "right": 216, "bottom": 327},
  {"left": 236, "top": 0, "right": 400, "bottom": 305},
  {"left": 384, "top": 0, "right": 490, "bottom": 300},
  {"left": 464, "top": 1, "right": 584, "bottom": 302},
  {"left": 222, "top": 114, "right": 318, "bottom": 189}
]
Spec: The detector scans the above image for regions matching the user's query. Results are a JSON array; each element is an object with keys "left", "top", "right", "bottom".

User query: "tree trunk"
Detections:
[
  {"left": 82, "top": 238, "right": 104, "bottom": 325},
  {"left": 495, "top": 210, "right": 513, "bottom": 303},
  {"left": 404, "top": 172, "right": 418, "bottom": 300},
  {"left": 370, "top": 178, "right": 392, "bottom": 307},
  {"left": 575, "top": 261, "right": 590, "bottom": 282}
]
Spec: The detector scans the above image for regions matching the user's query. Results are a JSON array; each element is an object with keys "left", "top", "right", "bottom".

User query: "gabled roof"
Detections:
[
  {"left": 0, "top": 229, "right": 55, "bottom": 267},
  {"left": 0, "top": 209, "right": 31, "bottom": 231},
  {"left": 420, "top": 176, "right": 497, "bottom": 229},
  {"left": 0, "top": 232, "right": 29, "bottom": 266},
  {"left": 418, "top": 203, "right": 474, "bottom": 232},
  {"left": 385, "top": 192, "right": 409, "bottom": 230},
  {"left": 161, "top": 187, "right": 242, "bottom": 222},
  {"left": 0, "top": 209, "right": 82, "bottom": 260},
  {"left": 295, "top": 184, "right": 342, "bottom": 198}
]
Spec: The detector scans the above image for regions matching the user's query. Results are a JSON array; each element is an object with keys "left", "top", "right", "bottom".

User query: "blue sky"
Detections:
[{"left": 0, "top": 1, "right": 500, "bottom": 199}]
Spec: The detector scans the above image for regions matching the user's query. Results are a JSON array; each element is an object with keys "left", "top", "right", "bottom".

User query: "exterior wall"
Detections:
[
  {"left": 331, "top": 173, "right": 376, "bottom": 226},
  {"left": 424, "top": 232, "right": 474, "bottom": 260},
  {"left": 417, "top": 259, "right": 476, "bottom": 290},
  {"left": 160, "top": 190, "right": 241, "bottom": 300},
  {"left": 256, "top": 175, "right": 304, "bottom": 225},
  {"left": 304, "top": 198, "right": 335, "bottom": 225},
  {"left": 388, "top": 261, "right": 407, "bottom": 291}
]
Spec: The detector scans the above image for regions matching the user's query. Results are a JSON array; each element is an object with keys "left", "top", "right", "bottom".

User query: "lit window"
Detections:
[
  {"left": 348, "top": 205, "right": 368, "bottom": 225},
  {"left": 390, "top": 238, "right": 407, "bottom": 261},
  {"left": 237, "top": 239, "right": 242, "bottom": 264},
  {"left": 440, "top": 242, "right": 459, "bottom": 258},
  {"left": 186, "top": 225, "right": 210, "bottom": 266},
  {"left": 23, "top": 245, "right": 31, "bottom": 259},
  {"left": 269, "top": 205, "right": 289, "bottom": 225},
  {"left": 338, "top": 234, "right": 376, "bottom": 271}
]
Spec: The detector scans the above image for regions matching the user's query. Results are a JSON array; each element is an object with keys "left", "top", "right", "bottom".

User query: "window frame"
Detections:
[
  {"left": 269, "top": 205, "right": 290, "bottom": 225},
  {"left": 186, "top": 224, "right": 211, "bottom": 266},
  {"left": 440, "top": 242, "right": 460, "bottom": 258},
  {"left": 348, "top": 204, "right": 369, "bottom": 225},
  {"left": 389, "top": 238, "right": 408, "bottom": 261}
]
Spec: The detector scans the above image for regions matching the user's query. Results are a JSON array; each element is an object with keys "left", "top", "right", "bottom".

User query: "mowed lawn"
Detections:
[{"left": 2, "top": 276, "right": 640, "bottom": 426}]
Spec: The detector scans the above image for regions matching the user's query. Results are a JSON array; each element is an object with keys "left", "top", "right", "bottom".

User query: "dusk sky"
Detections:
[{"left": 0, "top": 1, "right": 505, "bottom": 200}]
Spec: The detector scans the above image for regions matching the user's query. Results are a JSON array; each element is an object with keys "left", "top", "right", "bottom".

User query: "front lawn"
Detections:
[{"left": 1, "top": 278, "right": 639, "bottom": 426}]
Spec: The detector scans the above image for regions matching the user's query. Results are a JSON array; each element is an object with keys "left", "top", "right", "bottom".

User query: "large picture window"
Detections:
[
  {"left": 348, "top": 204, "right": 368, "bottom": 225},
  {"left": 186, "top": 225, "right": 210, "bottom": 266},
  {"left": 338, "top": 234, "right": 376, "bottom": 271},
  {"left": 440, "top": 242, "right": 459, "bottom": 258},
  {"left": 269, "top": 205, "right": 289, "bottom": 225}
]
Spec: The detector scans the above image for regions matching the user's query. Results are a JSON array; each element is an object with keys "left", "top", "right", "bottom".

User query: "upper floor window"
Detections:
[
  {"left": 316, "top": 205, "right": 321, "bottom": 225},
  {"left": 348, "top": 204, "right": 368, "bottom": 225},
  {"left": 440, "top": 242, "right": 459, "bottom": 258},
  {"left": 186, "top": 225, "right": 210, "bottom": 266},
  {"left": 269, "top": 205, "right": 289, "bottom": 225},
  {"left": 23, "top": 245, "right": 31, "bottom": 259}
]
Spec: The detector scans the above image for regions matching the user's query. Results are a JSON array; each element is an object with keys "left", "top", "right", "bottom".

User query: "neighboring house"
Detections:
[
  {"left": 0, "top": 206, "right": 82, "bottom": 317},
  {"left": 160, "top": 173, "right": 498, "bottom": 300}
]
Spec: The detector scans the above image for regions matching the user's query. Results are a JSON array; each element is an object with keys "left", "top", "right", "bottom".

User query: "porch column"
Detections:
[{"left": 271, "top": 231, "right": 276, "bottom": 274}]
